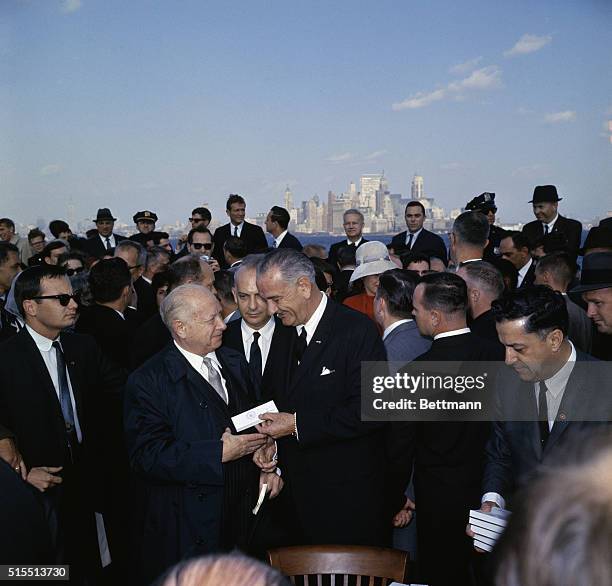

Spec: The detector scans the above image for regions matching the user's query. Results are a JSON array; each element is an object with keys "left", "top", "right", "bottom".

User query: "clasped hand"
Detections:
[{"left": 256, "top": 412, "right": 295, "bottom": 439}]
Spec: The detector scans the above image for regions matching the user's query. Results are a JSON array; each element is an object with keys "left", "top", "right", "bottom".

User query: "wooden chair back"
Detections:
[{"left": 268, "top": 544, "right": 408, "bottom": 586}]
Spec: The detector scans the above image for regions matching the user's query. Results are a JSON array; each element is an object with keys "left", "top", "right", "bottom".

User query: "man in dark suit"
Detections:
[
  {"left": 135, "top": 246, "right": 171, "bottom": 322},
  {"left": 82, "top": 208, "right": 126, "bottom": 260},
  {"left": 449, "top": 210, "right": 489, "bottom": 268},
  {"left": 254, "top": 249, "right": 390, "bottom": 547},
  {"left": 390, "top": 201, "right": 448, "bottom": 265},
  {"left": 222, "top": 255, "right": 295, "bottom": 401},
  {"left": 265, "top": 206, "right": 302, "bottom": 251},
  {"left": 500, "top": 231, "right": 536, "bottom": 288},
  {"left": 213, "top": 194, "right": 268, "bottom": 267},
  {"left": 0, "top": 243, "right": 22, "bottom": 342},
  {"left": 457, "top": 260, "right": 506, "bottom": 350},
  {"left": 465, "top": 192, "right": 507, "bottom": 259},
  {"left": 129, "top": 210, "right": 161, "bottom": 248},
  {"left": 522, "top": 185, "right": 582, "bottom": 260},
  {"left": 471, "top": 286, "right": 611, "bottom": 532},
  {"left": 124, "top": 284, "right": 275, "bottom": 583},
  {"left": 388, "top": 272, "right": 504, "bottom": 586},
  {"left": 0, "top": 265, "right": 125, "bottom": 582},
  {"left": 333, "top": 244, "right": 356, "bottom": 302},
  {"left": 327, "top": 209, "right": 369, "bottom": 268},
  {"left": 130, "top": 256, "right": 216, "bottom": 369}
]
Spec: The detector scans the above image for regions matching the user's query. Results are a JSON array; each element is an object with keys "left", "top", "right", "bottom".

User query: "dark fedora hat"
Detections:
[
  {"left": 133, "top": 210, "right": 158, "bottom": 223},
  {"left": 580, "top": 226, "right": 612, "bottom": 256},
  {"left": 529, "top": 185, "right": 562, "bottom": 204},
  {"left": 94, "top": 208, "right": 116, "bottom": 222},
  {"left": 570, "top": 252, "right": 612, "bottom": 293}
]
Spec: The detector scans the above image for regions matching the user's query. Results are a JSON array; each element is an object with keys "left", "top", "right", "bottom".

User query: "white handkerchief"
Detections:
[
  {"left": 320, "top": 366, "right": 334, "bottom": 376},
  {"left": 231, "top": 400, "right": 279, "bottom": 432},
  {"left": 253, "top": 483, "right": 267, "bottom": 515}
]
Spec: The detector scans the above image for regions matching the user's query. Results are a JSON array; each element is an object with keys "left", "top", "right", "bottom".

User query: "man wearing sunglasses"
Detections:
[
  {"left": 0, "top": 264, "right": 125, "bottom": 581},
  {"left": 187, "top": 226, "right": 221, "bottom": 272}
]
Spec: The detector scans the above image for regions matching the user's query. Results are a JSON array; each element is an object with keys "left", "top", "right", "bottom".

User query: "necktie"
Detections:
[
  {"left": 406, "top": 233, "right": 414, "bottom": 249},
  {"left": 202, "top": 357, "right": 228, "bottom": 404},
  {"left": 105, "top": 237, "right": 112, "bottom": 250},
  {"left": 234, "top": 226, "right": 238, "bottom": 237},
  {"left": 294, "top": 326, "right": 308, "bottom": 362},
  {"left": 249, "top": 332, "right": 263, "bottom": 393},
  {"left": 544, "top": 224, "right": 549, "bottom": 235},
  {"left": 538, "top": 381, "right": 550, "bottom": 448},
  {"left": 273, "top": 241, "right": 277, "bottom": 248},
  {"left": 52, "top": 341, "right": 78, "bottom": 446}
]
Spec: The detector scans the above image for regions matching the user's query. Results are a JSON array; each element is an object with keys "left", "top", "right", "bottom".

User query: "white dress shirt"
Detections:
[
  {"left": 297, "top": 291, "right": 327, "bottom": 344},
  {"left": 26, "top": 325, "right": 83, "bottom": 442},
  {"left": 274, "top": 230, "right": 288, "bottom": 248},
  {"left": 230, "top": 222, "right": 244, "bottom": 238},
  {"left": 517, "top": 257, "right": 533, "bottom": 288},
  {"left": 405, "top": 227, "right": 423, "bottom": 248},
  {"left": 174, "top": 342, "right": 228, "bottom": 403},
  {"left": 542, "top": 214, "right": 559, "bottom": 234},
  {"left": 98, "top": 233, "right": 116, "bottom": 249},
  {"left": 383, "top": 318, "right": 413, "bottom": 341},
  {"left": 241, "top": 317, "right": 275, "bottom": 373},
  {"left": 346, "top": 237, "right": 363, "bottom": 246},
  {"left": 433, "top": 327, "right": 471, "bottom": 341}
]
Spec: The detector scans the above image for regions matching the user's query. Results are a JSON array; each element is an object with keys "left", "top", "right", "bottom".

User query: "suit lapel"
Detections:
[{"left": 515, "top": 378, "right": 542, "bottom": 460}]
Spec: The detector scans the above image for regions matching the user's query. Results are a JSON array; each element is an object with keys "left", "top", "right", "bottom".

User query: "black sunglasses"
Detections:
[
  {"left": 30, "top": 294, "right": 80, "bottom": 307},
  {"left": 189, "top": 217, "right": 206, "bottom": 223},
  {"left": 65, "top": 267, "right": 85, "bottom": 277},
  {"left": 190, "top": 242, "right": 212, "bottom": 250}
]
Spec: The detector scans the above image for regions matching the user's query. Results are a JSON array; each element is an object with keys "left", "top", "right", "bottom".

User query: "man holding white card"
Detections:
[
  {"left": 124, "top": 284, "right": 280, "bottom": 583},
  {"left": 253, "top": 249, "right": 390, "bottom": 547}
]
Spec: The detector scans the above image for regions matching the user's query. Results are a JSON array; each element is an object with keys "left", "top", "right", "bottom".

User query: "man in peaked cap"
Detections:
[
  {"left": 82, "top": 208, "right": 126, "bottom": 260},
  {"left": 522, "top": 185, "right": 582, "bottom": 260},
  {"left": 129, "top": 210, "right": 161, "bottom": 248},
  {"left": 465, "top": 192, "right": 506, "bottom": 259}
]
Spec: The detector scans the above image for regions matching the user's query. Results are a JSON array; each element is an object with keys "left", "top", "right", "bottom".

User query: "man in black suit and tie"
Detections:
[
  {"left": 254, "top": 249, "right": 390, "bottom": 547},
  {"left": 390, "top": 201, "right": 448, "bottom": 265},
  {"left": 213, "top": 194, "right": 268, "bottom": 267},
  {"left": 388, "top": 272, "right": 504, "bottom": 586},
  {"left": 0, "top": 265, "right": 125, "bottom": 582},
  {"left": 82, "top": 208, "right": 126, "bottom": 260},
  {"left": 470, "top": 286, "right": 612, "bottom": 541},
  {"left": 500, "top": 231, "right": 536, "bottom": 288},
  {"left": 327, "top": 209, "right": 369, "bottom": 268},
  {"left": 124, "top": 284, "right": 277, "bottom": 583},
  {"left": 222, "top": 255, "right": 294, "bottom": 401},
  {"left": 522, "top": 185, "right": 582, "bottom": 260},
  {"left": 265, "top": 206, "right": 303, "bottom": 251}
]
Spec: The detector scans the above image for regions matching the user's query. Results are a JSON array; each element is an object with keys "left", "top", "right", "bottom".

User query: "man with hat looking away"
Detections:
[
  {"left": 522, "top": 185, "right": 582, "bottom": 260},
  {"left": 82, "top": 208, "right": 126, "bottom": 260}
]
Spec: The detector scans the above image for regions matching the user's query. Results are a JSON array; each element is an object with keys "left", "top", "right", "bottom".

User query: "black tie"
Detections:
[
  {"left": 406, "top": 233, "right": 414, "bottom": 249},
  {"left": 234, "top": 226, "right": 238, "bottom": 237},
  {"left": 543, "top": 224, "right": 549, "bottom": 235},
  {"left": 249, "top": 332, "right": 263, "bottom": 395},
  {"left": 52, "top": 341, "right": 79, "bottom": 449},
  {"left": 294, "top": 327, "right": 308, "bottom": 362},
  {"left": 538, "top": 381, "right": 550, "bottom": 448},
  {"left": 105, "top": 237, "right": 112, "bottom": 250}
]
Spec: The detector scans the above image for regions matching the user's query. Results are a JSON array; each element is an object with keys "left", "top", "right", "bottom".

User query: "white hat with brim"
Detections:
[{"left": 349, "top": 241, "right": 398, "bottom": 283}]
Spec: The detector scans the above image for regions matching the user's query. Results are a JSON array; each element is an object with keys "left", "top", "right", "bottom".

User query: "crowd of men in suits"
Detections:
[{"left": 1, "top": 185, "right": 612, "bottom": 585}]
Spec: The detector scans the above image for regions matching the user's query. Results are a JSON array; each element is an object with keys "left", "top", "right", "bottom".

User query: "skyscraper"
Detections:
[
  {"left": 411, "top": 174, "right": 424, "bottom": 200},
  {"left": 360, "top": 174, "right": 383, "bottom": 210},
  {"left": 284, "top": 186, "right": 294, "bottom": 211}
]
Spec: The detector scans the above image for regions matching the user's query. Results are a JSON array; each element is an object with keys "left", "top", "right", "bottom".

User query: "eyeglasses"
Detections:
[
  {"left": 30, "top": 294, "right": 79, "bottom": 307},
  {"left": 189, "top": 217, "right": 206, "bottom": 223},
  {"left": 190, "top": 242, "right": 212, "bottom": 250},
  {"left": 65, "top": 267, "right": 85, "bottom": 277}
]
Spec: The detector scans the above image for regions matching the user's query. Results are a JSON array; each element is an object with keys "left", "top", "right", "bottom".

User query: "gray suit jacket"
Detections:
[
  {"left": 565, "top": 295, "right": 593, "bottom": 354},
  {"left": 383, "top": 320, "right": 432, "bottom": 371}
]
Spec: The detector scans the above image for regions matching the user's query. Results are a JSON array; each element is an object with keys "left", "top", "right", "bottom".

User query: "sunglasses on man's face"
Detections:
[
  {"left": 30, "top": 293, "right": 80, "bottom": 307},
  {"left": 65, "top": 267, "right": 85, "bottom": 277},
  {"left": 190, "top": 242, "right": 212, "bottom": 250},
  {"left": 189, "top": 217, "right": 206, "bottom": 223}
]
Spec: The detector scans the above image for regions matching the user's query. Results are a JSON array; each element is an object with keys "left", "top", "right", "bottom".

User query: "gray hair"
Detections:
[
  {"left": 234, "top": 253, "right": 264, "bottom": 281},
  {"left": 257, "top": 249, "right": 316, "bottom": 284},
  {"left": 343, "top": 208, "right": 364, "bottom": 223},
  {"left": 460, "top": 260, "right": 504, "bottom": 298},
  {"left": 160, "top": 283, "right": 211, "bottom": 334},
  {"left": 115, "top": 239, "right": 147, "bottom": 267},
  {"left": 145, "top": 246, "right": 171, "bottom": 271}
]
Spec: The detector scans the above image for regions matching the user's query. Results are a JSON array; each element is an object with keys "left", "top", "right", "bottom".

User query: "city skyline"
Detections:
[{"left": 2, "top": 1, "right": 611, "bottom": 227}]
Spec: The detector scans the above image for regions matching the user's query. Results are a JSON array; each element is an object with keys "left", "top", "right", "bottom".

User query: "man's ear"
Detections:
[
  {"left": 548, "top": 328, "right": 565, "bottom": 352},
  {"left": 22, "top": 299, "right": 37, "bottom": 319}
]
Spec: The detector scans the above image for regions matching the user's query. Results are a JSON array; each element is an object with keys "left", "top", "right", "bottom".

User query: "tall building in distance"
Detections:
[
  {"left": 359, "top": 174, "right": 384, "bottom": 210},
  {"left": 284, "top": 186, "right": 293, "bottom": 211},
  {"left": 411, "top": 174, "right": 424, "bottom": 200}
]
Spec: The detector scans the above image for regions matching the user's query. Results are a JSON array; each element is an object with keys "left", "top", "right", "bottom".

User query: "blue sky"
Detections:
[{"left": 2, "top": 0, "right": 611, "bottom": 228}]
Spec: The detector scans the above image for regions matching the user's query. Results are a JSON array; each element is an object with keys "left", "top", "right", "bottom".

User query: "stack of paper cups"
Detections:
[{"left": 468, "top": 508, "right": 511, "bottom": 552}]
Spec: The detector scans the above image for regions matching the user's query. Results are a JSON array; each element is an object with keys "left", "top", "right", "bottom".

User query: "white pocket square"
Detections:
[{"left": 320, "top": 366, "right": 335, "bottom": 376}]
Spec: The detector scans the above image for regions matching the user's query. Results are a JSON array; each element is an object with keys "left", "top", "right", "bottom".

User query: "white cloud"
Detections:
[
  {"left": 544, "top": 110, "right": 576, "bottom": 123},
  {"left": 40, "top": 164, "right": 62, "bottom": 176},
  {"left": 363, "top": 150, "right": 388, "bottom": 161},
  {"left": 61, "top": 0, "right": 81, "bottom": 14},
  {"left": 449, "top": 57, "right": 483, "bottom": 75},
  {"left": 504, "top": 34, "right": 552, "bottom": 57},
  {"left": 392, "top": 65, "right": 502, "bottom": 111},
  {"left": 326, "top": 152, "right": 355, "bottom": 163}
]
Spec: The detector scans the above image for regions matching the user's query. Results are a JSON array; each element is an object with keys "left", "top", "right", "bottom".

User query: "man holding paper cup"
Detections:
[{"left": 124, "top": 284, "right": 280, "bottom": 583}]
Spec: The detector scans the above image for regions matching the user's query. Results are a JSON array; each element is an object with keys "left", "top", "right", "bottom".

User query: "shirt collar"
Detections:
[
  {"left": 298, "top": 291, "right": 327, "bottom": 342},
  {"left": 383, "top": 318, "right": 412, "bottom": 341},
  {"left": 275, "top": 230, "right": 288, "bottom": 246},
  {"left": 406, "top": 227, "right": 423, "bottom": 241},
  {"left": 519, "top": 256, "right": 533, "bottom": 278},
  {"left": 223, "top": 310, "right": 238, "bottom": 324},
  {"left": 99, "top": 233, "right": 114, "bottom": 244},
  {"left": 434, "top": 327, "right": 471, "bottom": 341},
  {"left": 174, "top": 340, "right": 221, "bottom": 371},
  {"left": 543, "top": 214, "right": 559, "bottom": 231},
  {"left": 241, "top": 316, "right": 275, "bottom": 340},
  {"left": 538, "top": 341, "right": 577, "bottom": 399},
  {"left": 347, "top": 236, "right": 363, "bottom": 246},
  {"left": 25, "top": 324, "right": 56, "bottom": 351}
]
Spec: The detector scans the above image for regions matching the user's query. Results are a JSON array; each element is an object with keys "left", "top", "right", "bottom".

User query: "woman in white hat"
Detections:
[{"left": 343, "top": 241, "right": 397, "bottom": 328}]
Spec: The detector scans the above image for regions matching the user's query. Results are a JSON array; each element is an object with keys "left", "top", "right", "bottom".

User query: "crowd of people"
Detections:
[{"left": 1, "top": 186, "right": 611, "bottom": 586}]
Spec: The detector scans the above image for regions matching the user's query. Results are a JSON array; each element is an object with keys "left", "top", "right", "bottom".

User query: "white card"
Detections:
[{"left": 231, "top": 400, "right": 279, "bottom": 432}]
